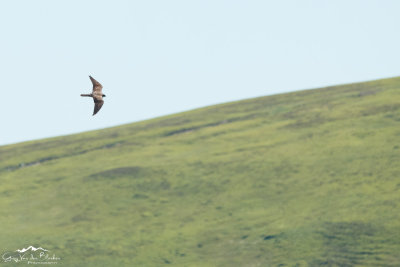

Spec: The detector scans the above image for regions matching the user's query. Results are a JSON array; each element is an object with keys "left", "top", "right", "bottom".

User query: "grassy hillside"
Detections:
[{"left": 1, "top": 77, "right": 400, "bottom": 266}]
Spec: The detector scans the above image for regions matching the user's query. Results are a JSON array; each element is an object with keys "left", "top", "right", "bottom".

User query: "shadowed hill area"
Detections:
[{"left": 1, "top": 77, "right": 400, "bottom": 266}]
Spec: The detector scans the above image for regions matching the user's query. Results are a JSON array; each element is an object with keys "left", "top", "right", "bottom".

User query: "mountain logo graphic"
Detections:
[
  {"left": 15, "top": 246, "right": 49, "bottom": 253},
  {"left": 2, "top": 245, "right": 61, "bottom": 264}
]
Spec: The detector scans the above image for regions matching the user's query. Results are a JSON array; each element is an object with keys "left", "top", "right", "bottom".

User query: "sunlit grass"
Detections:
[{"left": 1, "top": 77, "right": 400, "bottom": 266}]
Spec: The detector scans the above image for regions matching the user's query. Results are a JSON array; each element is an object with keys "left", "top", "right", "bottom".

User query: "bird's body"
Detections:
[{"left": 81, "top": 76, "right": 106, "bottom": 115}]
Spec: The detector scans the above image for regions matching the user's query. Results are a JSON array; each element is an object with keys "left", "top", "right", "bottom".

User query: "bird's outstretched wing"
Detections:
[
  {"left": 93, "top": 98, "right": 104, "bottom": 116},
  {"left": 89, "top": 75, "right": 103, "bottom": 93}
]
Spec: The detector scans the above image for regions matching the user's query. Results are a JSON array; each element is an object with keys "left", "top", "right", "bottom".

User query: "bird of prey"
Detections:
[{"left": 81, "top": 76, "right": 106, "bottom": 116}]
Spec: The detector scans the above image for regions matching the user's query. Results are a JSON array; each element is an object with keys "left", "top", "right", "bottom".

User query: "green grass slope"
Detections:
[{"left": 1, "top": 77, "right": 400, "bottom": 266}]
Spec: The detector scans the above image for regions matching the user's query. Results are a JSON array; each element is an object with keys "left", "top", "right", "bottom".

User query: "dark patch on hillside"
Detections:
[
  {"left": 164, "top": 121, "right": 229, "bottom": 136},
  {"left": 282, "top": 113, "right": 333, "bottom": 129},
  {"left": 263, "top": 235, "right": 277, "bottom": 240},
  {"left": 1, "top": 141, "right": 125, "bottom": 173},
  {"left": 71, "top": 213, "right": 91, "bottom": 223},
  {"left": 86, "top": 166, "right": 146, "bottom": 181},
  {"left": 91, "top": 166, "right": 172, "bottom": 193},
  {"left": 361, "top": 103, "right": 400, "bottom": 117},
  {"left": 312, "top": 221, "right": 387, "bottom": 266},
  {"left": 163, "top": 114, "right": 256, "bottom": 137},
  {"left": 354, "top": 90, "right": 377, "bottom": 97},
  {"left": 132, "top": 193, "right": 149, "bottom": 199}
]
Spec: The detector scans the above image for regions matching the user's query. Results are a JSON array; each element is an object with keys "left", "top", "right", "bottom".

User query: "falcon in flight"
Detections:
[{"left": 81, "top": 76, "right": 106, "bottom": 115}]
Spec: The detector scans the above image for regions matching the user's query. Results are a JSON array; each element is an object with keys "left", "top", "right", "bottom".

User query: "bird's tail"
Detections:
[{"left": 80, "top": 94, "right": 92, "bottom": 97}]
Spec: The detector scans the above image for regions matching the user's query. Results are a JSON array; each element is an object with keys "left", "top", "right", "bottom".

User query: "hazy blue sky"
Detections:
[{"left": 1, "top": 0, "right": 400, "bottom": 145}]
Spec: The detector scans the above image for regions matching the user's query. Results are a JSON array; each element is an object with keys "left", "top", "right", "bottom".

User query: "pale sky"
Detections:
[{"left": 1, "top": 0, "right": 400, "bottom": 145}]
